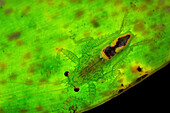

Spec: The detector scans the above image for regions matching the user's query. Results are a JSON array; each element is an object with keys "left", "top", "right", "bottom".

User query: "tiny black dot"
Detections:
[
  {"left": 74, "top": 87, "right": 79, "bottom": 92},
  {"left": 64, "top": 71, "right": 69, "bottom": 77},
  {"left": 137, "top": 66, "right": 142, "bottom": 72}
]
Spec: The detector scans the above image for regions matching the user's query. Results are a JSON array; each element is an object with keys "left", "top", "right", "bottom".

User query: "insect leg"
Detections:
[
  {"left": 119, "top": 11, "right": 129, "bottom": 34},
  {"left": 56, "top": 48, "right": 79, "bottom": 64},
  {"left": 88, "top": 82, "right": 96, "bottom": 104}
]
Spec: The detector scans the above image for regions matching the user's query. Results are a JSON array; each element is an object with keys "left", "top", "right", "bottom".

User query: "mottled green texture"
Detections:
[{"left": 0, "top": 0, "right": 170, "bottom": 113}]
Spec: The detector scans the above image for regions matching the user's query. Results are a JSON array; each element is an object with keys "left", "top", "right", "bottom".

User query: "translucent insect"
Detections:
[{"left": 58, "top": 30, "right": 144, "bottom": 91}]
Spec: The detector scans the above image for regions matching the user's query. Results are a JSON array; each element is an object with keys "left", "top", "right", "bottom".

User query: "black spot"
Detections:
[
  {"left": 103, "top": 46, "right": 116, "bottom": 59},
  {"left": 64, "top": 71, "right": 69, "bottom": 77},
  {"left": 137, "top": 66, "right": 142, "bottom": 72},
  {"left": 74, "top": 87, "right": 79, "bottom": 92},
  {"left": 116, "top": 35, "right": 130, "bottom": 47}
]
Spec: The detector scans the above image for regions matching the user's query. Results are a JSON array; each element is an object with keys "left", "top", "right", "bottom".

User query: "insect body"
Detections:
[{"left": 61, "top": 32, "right": 133, "bottom": 90}]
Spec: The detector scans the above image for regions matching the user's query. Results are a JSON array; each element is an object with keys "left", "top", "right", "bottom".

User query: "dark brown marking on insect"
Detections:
[
  {"left": 0, "top": 80, "right": 7, "bottom": 85},
  {"left": 9, "top": 74, "right": 18, "bottom": 80},
  {"left": 8, "top": 31, "right": 22, "bottom": 41},
  {"left": 135, "top": 74, "right": 148, "bottom": 83},
  {"left": 25, "top": 80, "right": 33, "bottom": 85},
  {"left": 35, "top": 105, "right": 43, "bottom": 111},
  {"left": 103, "top": 46, "right": 116, "bottom": 59},
  {"left": 90, "top": 18, "right": 99, "bottom": 28},
  {"left": 19, "top": 108, "right": 29, "bottom": 113},
  {"left": 116, "top": 35, "right": 131, "bottom": 47},
  {"left": 0, "top": 0, "right": 5, "bottom": 8},
  {"left": 4, "top": 8, "right": 13, "bottom": 16},
  {"left": 75, "top": 10, "right": 84, "bottom": 19}
]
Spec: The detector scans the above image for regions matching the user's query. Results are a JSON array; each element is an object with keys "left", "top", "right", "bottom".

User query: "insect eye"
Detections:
[
  {"left": 64, "top": 71, "right": 69, "bottom": 77},
  {"left": 74, "top": 87, "right": 79, "bottom": 92}
]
